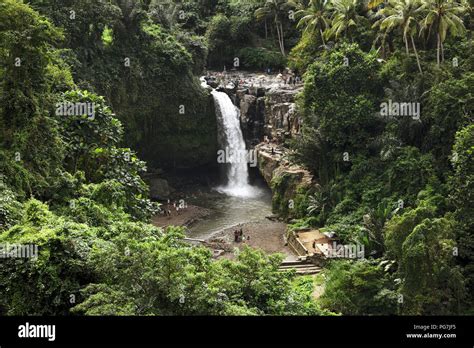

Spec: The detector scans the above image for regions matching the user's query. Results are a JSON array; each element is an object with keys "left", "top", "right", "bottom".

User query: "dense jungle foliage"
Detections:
[{"left": 0, "top": 0, "right": 473, "bottom": 316}]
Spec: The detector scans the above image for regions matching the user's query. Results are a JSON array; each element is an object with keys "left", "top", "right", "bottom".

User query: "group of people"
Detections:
[
  {"left": 276, "top": 68, "right": 301, "bottom": 87},
  {"left": 205, "top": 66, "right": 302, "bottom": 91},
  {"left": 163, "top": 200, "right": 187, "bottom": 219},
  {"left": 234, "top": 226, "right": 250, "bottom": 243}
]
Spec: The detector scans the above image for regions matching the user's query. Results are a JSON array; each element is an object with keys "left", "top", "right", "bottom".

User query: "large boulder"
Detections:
[
  {"left": 146, "top": 176, "right": 175, "bottom": 200},
  {"left": 256, "top": 144, "right": 313, "bottom": 220}
]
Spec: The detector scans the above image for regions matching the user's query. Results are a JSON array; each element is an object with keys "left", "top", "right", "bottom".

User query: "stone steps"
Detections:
[
  {"left": 278, "top": 267, "right": 321, "bottom": 275},
  {"left": 278, "top": 260, "right": 322, "bottom": 275},
  {"left": 279, "top": 263, "right": 316, "bottom": 269}
]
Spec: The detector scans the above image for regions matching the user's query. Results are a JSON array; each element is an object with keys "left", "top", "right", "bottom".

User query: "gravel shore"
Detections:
[{"left": 207, "top": 220, "right": 296, "bottom": 260}]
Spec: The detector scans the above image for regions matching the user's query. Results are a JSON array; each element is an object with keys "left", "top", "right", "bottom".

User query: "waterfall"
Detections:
[{"left": 211, "top": 90, "right": 260, "bottom": 198}]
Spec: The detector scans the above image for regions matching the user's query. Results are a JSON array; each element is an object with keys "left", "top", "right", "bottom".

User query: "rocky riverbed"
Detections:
[
  {"left": 151, "top": 71, "right": 312, "bottom": 259},
  {"left": 152, "top": 204, "right": 212, "bottom": 229},
  {"left": 207, "top": 220, "right": 296, "bottom": 260}
]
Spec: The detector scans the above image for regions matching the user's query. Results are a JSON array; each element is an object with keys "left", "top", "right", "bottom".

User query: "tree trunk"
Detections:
[
  {"left": 275, "top": 18, "right": 285, "bottom": 56},
  {"left": 381, "top": 35, "right": 386, "bottom": 58},
  {"left": 437, "top": 33, "right": 440, "bottom": 65},
  {"left": 280, "top": 22, "right": 285, "bottom": 56},
  {"left": 275, "top": 19, "right": 282, "bottom": 54},
  {"left": 440, "top": 40, "right": 444, "bottom": 62},
  {"left": 320, "top": 28, "right": 326, "bottom": 46},
  {"left": 411, "top": 35, "right": 423, "bottom": 73},
  {"left": 265, "top": 19, "right": 268, "bottom": 39},
  {"left": 404, "top": 34, "right": 409, "bottom": 55}
]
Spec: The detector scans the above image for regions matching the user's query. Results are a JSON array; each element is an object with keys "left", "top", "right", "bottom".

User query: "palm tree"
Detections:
[
  {"left": 148, "top": 1, "right": 181, "bottom": 29},
  {"left": 419, "top": 0, "right": 467, "bottom": 65},
  {"left": 327, "top": 0, "right": 364, "bottom": 41},
  {"left": 368, "top": 0, "right": 386, "bottom": 10},
  {"left": 363, "top": 201, "right": 393, "bottom": 256},
  {"left": 307, "top": 183, "right": 337, "bottom": 223},
  {"left": 294, "top": 0, "right": 331, "bottom": 45},
  {"left": 255, "top": 0, "right": 293, "bottom": 55},
  {"left": 373, "top": 0, "right": 424, "bottom": 73}
]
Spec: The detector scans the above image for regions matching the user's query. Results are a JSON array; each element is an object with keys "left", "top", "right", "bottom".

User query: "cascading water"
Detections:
[
  {"left": 179, "top": 77, "right": 271, "bottom": 239},
  {"left": 211, "top": 90, "right": 261, "bottom": 198}
]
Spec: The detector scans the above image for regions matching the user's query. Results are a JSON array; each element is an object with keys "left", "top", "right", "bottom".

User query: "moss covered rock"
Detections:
[{"left": 257, "top": 145, "right": 313, "bottom": 220}]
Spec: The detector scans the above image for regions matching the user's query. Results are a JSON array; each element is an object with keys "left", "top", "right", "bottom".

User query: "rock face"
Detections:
[
  {"left": 256, "top": 143, "right": 313, "bottom": 220},
  {"left": 204, "top": 71, "right": 303, "bottom": 147},
  {"left": 235, "top": 85, "right": 303, "bottom": 147},
  {"left": 144, "top": 174, "right": 175, "bottom": 200},
  {"left": 204, "top": 72, "right": 313, "bottom": 220},
  {"left": 264, "top": 87, "right": 303, "bottom": 144},
  {"left": 238, "top": 93, "right": 265, "bottom": 146}
]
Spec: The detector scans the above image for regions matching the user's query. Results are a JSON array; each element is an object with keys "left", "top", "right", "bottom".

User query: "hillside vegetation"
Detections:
[{"left": 0, "top": 0, "right": 472, "bottom": 315}]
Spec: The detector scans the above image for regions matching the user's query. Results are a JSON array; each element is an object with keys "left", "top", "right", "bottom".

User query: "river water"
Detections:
[{"left": 185, "top": 177, "right": 272, "bottom": 240}]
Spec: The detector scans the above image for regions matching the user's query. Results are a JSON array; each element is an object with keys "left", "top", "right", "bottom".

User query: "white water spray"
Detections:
[{"left": 211, "top": 90, "right": 261, "bottom": 198}]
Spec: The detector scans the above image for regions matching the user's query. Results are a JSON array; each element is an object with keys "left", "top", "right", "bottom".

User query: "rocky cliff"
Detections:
[
  {"left": 263, "top": 87, "right": 303, "bottom": 143},
  {"left": 206, "top": 72, "right": 303, "bottom": 146},
  {"left": 256, "top": 143, "right": 314, "bottom": 220},
  {"left": 204, "top": 72, "right": 314, "bottom": 220}
]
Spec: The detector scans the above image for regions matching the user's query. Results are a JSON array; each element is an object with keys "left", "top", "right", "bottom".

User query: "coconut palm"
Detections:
[
  {"left": 295, "top": 0, "right": 331, "bottom": 45},
  {"left": 363, "top": 201, "right": 394, "bottom": 256},
  {"left": 255, "top": 0, "right": 294, "bottom": 55},
  {"left": 419, "top": 0, "right": 467, "bottom": 65},
  {"left": 368, "top": 0, "right": 386, "bottom": 10},
  {"left": 148, "top": 0, "right": 181, "bottom": 29},
  {"left": 327, "top": 0, "right": 364, "bottom": 41},
  {"left": 307, "top": 183, "right": 336, "bottom": 223},
  {"left": 373, "top": 0, "right": 424, "bottom": 73}
]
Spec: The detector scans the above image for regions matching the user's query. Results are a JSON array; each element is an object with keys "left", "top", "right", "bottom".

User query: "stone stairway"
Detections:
[{"left": 278, "top": 259, "right": 322, "bottom": 275}]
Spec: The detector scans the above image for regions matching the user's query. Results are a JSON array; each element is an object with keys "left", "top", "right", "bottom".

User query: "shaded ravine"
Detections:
[
  {"left": 181, "top": 80, "right": 274, "bottom": 240},
  {"left": 152, "top": 76, "right": 296, "bottom": 258}
]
